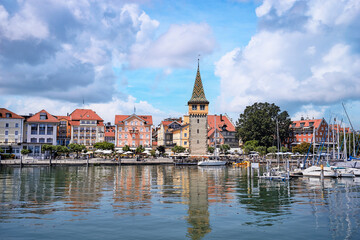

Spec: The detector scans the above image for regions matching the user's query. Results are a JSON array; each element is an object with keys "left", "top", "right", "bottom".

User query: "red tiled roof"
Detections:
[
  {"left": 208, "top": 128, "right": 224, "bottom": 138},
  {"left": 207, "top": 115, "right": 235, "bottom": 132},
  {"left": 290, "top": 119, "right": 323, "bottom": 129},
  {"left": 115, "top": 114, "right": 153, "bottom": 125},
  {"left": 56, "top": 116, "right": 70, "bottom": 120},
  {"left": 70, "top": 109, "right": 103, "bottom": 121},
  {"left": 27, "top": 110, "right": 59, "bottom": 123},
  {"left": 0, "top": 108, "right": 24, "bottom": 119},
  {"left": 329, "top": 124, "right": 351, "bottom": 133},
  {"left": 161, "top": 121, "right": 173, "bottom": 126}
]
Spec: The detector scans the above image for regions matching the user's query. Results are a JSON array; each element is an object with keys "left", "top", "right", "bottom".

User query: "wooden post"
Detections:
[{"left": 20, "top": 155, "right": 23, "bottom": 168}]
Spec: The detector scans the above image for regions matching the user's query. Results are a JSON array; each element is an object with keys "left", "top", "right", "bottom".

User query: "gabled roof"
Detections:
[
  {"left": 290, "top": 119, "right": 323, "bottom": 129},
  {"left": 208, "top": 128, "right": 224, "bottom": 138},
  {"left": 188, "top": 61, "right": 209, "bottom": 104},
  {"left": 70, "top": 109, "right": 103, "bottom": 121},
  {"left": 27, "top": 110, "right": 59, "bottom": 123},
  {"left": 115, "top": 114, "right": 153, "bottom": 125},
  {"left": 207, "top": 115, "right": 235, "bottom": 132},
  {"left": 0, "top": 108, "right": 24, "bottom": 119},
  {"left": 56, "top": 116, "right": 70, "bottom": 121}
]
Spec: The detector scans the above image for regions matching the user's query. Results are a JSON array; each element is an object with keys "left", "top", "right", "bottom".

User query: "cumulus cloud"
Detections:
[
  {"left": 215, "top": 0, "right": 360, "bottom": 116},
  {"left": 0, "top": 0, "right": 216, "bottom": 104}
]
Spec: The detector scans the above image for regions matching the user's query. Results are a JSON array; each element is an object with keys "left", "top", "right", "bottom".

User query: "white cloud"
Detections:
[
  {"left": 0, "top": 3, "right": 48, "bottom": 40},
  {"left": 292, "top": 104, "right": 328, "bottom": 120},
  {"left": 129, "top": 23, "right": 216, "bottom": 68},
  {"left": 215, "top": 0, "right": 360, "bottom": 116}
]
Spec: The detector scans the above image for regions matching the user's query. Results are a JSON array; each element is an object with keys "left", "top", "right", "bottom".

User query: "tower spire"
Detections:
[{"left": 188, "top": 60, "right": 209, "bottom": 105}]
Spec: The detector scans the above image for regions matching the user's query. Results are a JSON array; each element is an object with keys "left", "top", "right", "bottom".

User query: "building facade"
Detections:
[
  {"left": 105, "top": 123, "right": 116, "bottom": 144},
  {"left": 188, "top": 62, "right": 209, "bottom": 155},
  {"left": 0, "top": 108, "right": 24, "bottom": 157},
  {"left": 207, "top": 114, "right": 237, "bottom": 148},
  {"left": 285, "top": 118, "right": 333, "bottom": 148},
  {"left": 24, "top": 110, "right": 59, "bottom": 156},
  {"left": 56, "top": 115, "right": 71, "bottom": 146},
  {"left": 115, "top": 114, "right": 153, "bottom": 148},
  {"left": 69, "top": 109, "right": 105, "bottom": 147}
]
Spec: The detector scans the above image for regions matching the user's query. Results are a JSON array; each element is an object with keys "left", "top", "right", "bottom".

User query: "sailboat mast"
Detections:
[
  {"left": 214, "top": 114, "right": 217, "bottom": 160},
  {"left": 343, "top": 123, "right": 347, "bottom": 160}
]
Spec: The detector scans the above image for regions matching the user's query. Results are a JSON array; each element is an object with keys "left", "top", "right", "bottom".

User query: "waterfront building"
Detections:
[
  {"left": 286, "top": 117, "right": 332, "bottom": 148},
  {"left": 0, "top": 108, "right": 24, "bottom": 157},
  {"left": 23, "top": 109, "right": 59, "bottom": 156},
  {"left": 115, "top": 114, "right": 153, "bottom": 148},
  {"left": 69, "top": 109, "right": 105, "bottom": 147},
  {"left": 105, "top": 123, "right": 116, "bottom": 144},
  {"left": 207, "top": 114, "right": 237, "bottom": 148},
  {"left": 157, "top": 117, "right": 189, "bottom": 149},
  {"left": 56, "top": 115, "right": 71, "bottom": 146},
  {"left": 188, "top": 62, "right": 209, "bottom": 155}
]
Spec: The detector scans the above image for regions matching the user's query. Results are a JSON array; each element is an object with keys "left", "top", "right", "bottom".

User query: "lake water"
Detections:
[{"left": 0, "top": 165, "right": 360, "bottom": 240}]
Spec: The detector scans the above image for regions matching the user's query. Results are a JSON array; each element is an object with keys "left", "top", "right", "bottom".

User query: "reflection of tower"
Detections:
[
  {"left": 186, "top": 168, "right": 211, "bottom": 240},
  {"left": 188, "top": 60, "right": 209, "bottom": 155}
]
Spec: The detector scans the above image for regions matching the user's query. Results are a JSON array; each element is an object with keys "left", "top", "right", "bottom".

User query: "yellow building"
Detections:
[{"left": 157, "top": 117, "right": 190, "bottom": 150}]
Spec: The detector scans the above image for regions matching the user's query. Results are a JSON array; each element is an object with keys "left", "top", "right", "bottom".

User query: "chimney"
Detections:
[
  {"left": 220, "top": 114, "right": 223, "bottom": 122},
  {"left": 301, "top": 116, "right": 304, "bottom": 120},
  {"left": 29, "top": 113, "right": 33, "bottom": 116}
]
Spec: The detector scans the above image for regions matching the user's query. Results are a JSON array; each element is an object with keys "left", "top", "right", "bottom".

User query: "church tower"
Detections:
[{"left": 188, "top": 60, "right": 209, "bottom": 155}]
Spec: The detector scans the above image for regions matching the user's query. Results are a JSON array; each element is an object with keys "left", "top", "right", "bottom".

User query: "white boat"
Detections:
[
  {"left": 302, "top": 166, "right": 337, "bottom": 177},
  {"left": 349, "top": 168, "right": 360, "bottom": 177},
  {"left": 332, "top": 167, "right": 355, "bottom": 178},
  {"left": 198, "top": 160, "right": 226, "bottom": 166}
]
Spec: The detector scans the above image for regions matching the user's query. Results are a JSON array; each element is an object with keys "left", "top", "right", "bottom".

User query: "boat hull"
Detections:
[{"left": 198, "top": 160, "right": 226, "bottom": 166}]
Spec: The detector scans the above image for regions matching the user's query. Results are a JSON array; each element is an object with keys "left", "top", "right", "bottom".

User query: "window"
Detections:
[
  {"left": 197, "top": 129, "right": 199, "bottom": 134},
  {"left": 125, "top": 127, "right": 128, "bottom": 132},
  {"left": 125, "top": 121, "right": 128, "bottom": 125},
  {"left": 5, "top": 123, "right": 9, "bottom": 128},
  {"left": 6, "top": 113, "right": 12, "bottom": 118},
  {"left": 39, "top": 138, "right": 45, "bottom": 143},
  {"left": 40, "top": 113, "right": 47, "bottom": 120},
  {"left": 119, "top": 134, "right": 122, "bottom": 139},
  {"left": 31, "top": 138, "right": 37, "bottom": 143},
  {"left": 39, "top": 124, "right": 46, "bottom": 135},
  {"left": 200, "top": 105, "right": 205, "bottom": 110},
  {"left": 197, "top": 140, "right": 199, "bottom": 144},
  {"left": 47, "top": 125, "right": 53, "bottom": 135},
  {"left": 192, "top": 105, "right": 197, "bottom": 110},
  {"left": 146, "top": 128, "right": 149, "bottom": 132},
  {"left": 140, "top": 140, "right": 143, "bottom": 145},
  {"left": 15, "top": 123, "right": 19, "bottom": 128},
  {"left": 140, "top": 134, "right": 143, "bottom": 139},
  {"left": 4, "top": 139, "right": 8, "bottom": 143},
  {"left": 47, "top": 138, "right": 52, "bottom": 143},
  {"left": 31, "top": 124, "right": 38, "bottom": 134},
  {"left": 197, "top": 119, "right": 199, "bottom": 123},
  {"left": 135, "top": 121, "right": 137, "bottom": 126},
  {"left": 184, "top": 141, "right": 187, "bottom": 145},
  {"left": 184, "top": 133, "right": 187, "bottom": 137},
  {"left": 308, "top": 138, "right": 311, "bottom": 142},
  {"left": 131, "top": 121, "right": 134, "bottom": 126},
  {"left": 119, "top": 127, "right": 122, "bottom": 132},
  {"left": 132, "top": 141, "right": 135, "bottom": 146},
  {"left": 146, "top": 135, "right": 149, "bottom": 138},
  {"left": 15, "top": 131, "right": 18, "bottom": 135},
  {"left": 5, "top": 130, "right": 8, "bottom": 135},
  {"left": 125, "top": 135, "right": 128, "bottom": 139}
]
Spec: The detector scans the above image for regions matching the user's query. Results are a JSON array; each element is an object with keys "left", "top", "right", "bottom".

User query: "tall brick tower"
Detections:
[{"left": 188, "top": 60, "right": 209, "bottom": 155}]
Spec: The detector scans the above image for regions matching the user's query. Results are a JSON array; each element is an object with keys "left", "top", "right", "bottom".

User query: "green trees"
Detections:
[
  {"left": 94, "top": 142, "right": 114, "bottom": 150},
  {"left": 292, "top": 142, "right": 312, "bottom": 154},
  {"left": 207, "top": 146, "right": 215, "bottom": 154},
  {"left": 220, "top": 144, "right": 230, "bottom": 154},
  {"left": 171, "top": 145, "right": 186, "bottom": 154},
  {"left": 236, "top": 102, "right": 291, "bottom": 148},
  {"left": 68, "top": 143, "right": 86, "bottom": 158},
  {"left": 122, "top": 145, "right": 131, "bottom": 152},
  {"left": 21, "top": 149, "right": 31, "bottom": 155},
  {"left": 136, "top": 145, "right": 145, "bottom": 154}
]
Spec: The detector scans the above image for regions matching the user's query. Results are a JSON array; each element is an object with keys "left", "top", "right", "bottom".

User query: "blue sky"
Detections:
[{"left": 1, "top": 0, "right": 360, "bottom": 128}]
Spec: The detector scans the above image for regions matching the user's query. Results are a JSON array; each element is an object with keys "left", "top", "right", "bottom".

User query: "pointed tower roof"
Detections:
[{"left": 188, "top": 60, "right": 209, "bottom": 105}]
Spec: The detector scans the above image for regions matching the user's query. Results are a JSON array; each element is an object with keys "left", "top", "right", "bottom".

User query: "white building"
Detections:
[
  {"left": 0, "top": 108, "right": 24, "bottom": 158},
  {"left": 24, "top": 110, "right": 59, "bottom": 156}
]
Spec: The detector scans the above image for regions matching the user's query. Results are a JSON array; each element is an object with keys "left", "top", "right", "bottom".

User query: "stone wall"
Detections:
[{"left": 189, "top": 115, "right": 208, "bottom": 155}]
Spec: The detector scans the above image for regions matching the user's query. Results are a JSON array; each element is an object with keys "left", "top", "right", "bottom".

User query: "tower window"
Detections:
[
  {"left": 197, "top": 119, "right": 199, "bottom": 123},
  {"left": 197, "top": 129, "right": 199, "bottom": 133},
  {"left": 197, "top": 140, "right": 199, "bottom": 144},
  {"left": 192, "top": 105, "right": 197, "bottom": 110},
  {"left": 200, "top": 105, "right": 205, "bottom": 110}
]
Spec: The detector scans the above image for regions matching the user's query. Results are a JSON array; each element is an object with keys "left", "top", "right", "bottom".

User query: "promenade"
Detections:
[{"left": 0, "top": 157, "right": 174, "bottom": 166}]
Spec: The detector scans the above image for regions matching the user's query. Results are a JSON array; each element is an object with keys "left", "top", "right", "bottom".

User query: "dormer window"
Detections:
[
  {"left": 192, "top": 105, "right": 197, "bottom": 110},
  {"left": 200, "top": 105, "right": 205, "bottom": 110},
  {"left": 309, "top": 122, "right": 314, "bottom": 127},
  {"left": 6, "top": 113, "right": 11, "bottom": 118},
  {"left": 40, "top": 113, "right": 47, "bottom": 120},
  {"left": 300, "top": 122, "right": 305, "bottom": 127}
]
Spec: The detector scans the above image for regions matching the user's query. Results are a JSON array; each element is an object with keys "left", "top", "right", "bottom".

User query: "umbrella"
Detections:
[
  {"left": 95, "top": 149, "right": 103, "bottom": 153},
  {"left": 143, "top": 150, "right": 150, "bottom": 155},
  {"left": 124, "top": 151, "right": 133, "bottom": 154},
  {"left": 102, "top": 150, "right": 112, "bottom": 154},
  {"left": 116, "top": 149, "right": 123, "bottom": 153}
]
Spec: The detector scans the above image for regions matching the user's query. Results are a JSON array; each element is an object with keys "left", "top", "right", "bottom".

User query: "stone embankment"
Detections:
[{"left": 0, "top": 157, "right": 173, "bottom": 166}]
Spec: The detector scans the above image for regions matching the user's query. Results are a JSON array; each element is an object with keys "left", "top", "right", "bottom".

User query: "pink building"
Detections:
[{"left": 115, "top": 114, "right": 153, "bottom": 148}]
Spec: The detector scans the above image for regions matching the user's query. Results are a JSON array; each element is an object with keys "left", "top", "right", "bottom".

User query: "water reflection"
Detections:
[{"left": 0, "top": 166, "right": 360, "bottom": 240}]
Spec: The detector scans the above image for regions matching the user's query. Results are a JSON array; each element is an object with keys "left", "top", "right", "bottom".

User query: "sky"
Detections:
[{"left": 1, "top": 0, "right": 360, "bottom": 129}]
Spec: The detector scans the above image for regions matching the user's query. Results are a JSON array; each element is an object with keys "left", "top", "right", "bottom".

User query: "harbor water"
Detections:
[{"left": 1, "top": 165, "right": 359, "bottom": 240}]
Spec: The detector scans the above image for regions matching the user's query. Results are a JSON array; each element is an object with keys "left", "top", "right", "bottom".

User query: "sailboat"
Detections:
[{"left": 198, "top": 115, "right": 226, "bottom": 166}]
